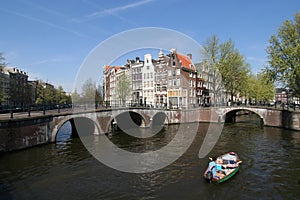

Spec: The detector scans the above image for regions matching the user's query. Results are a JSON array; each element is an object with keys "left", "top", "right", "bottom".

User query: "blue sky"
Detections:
[{"left": 1, "top": 0, "right": 299, "bottom": 92}]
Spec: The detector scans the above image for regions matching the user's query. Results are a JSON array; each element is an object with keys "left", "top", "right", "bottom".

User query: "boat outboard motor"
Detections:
[{"left": 205, "top": 171, "right": 213, "bottom": 182}]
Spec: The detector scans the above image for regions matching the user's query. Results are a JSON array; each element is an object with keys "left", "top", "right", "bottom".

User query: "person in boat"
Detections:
[
  {"left": 225, "top": 160, "right": 242, "bottom": 168},
  {"left": 204, "top": 157, "right": 217, "bottom": 181},
  {"left": 206, "top": 157, "right": 226, "bottom": 179},
  {"left": 214, "top": 158, "right": 226, "bottom": 178},
  {"left": 208, "top": 157, "right": 216, "bottom": 170}
]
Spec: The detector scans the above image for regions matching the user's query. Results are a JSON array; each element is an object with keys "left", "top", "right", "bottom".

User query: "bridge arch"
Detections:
[
  {"left": 106, "top": 110, "right": 147, "bottom": 133},
  {"left": 52, "top": 115, "right": 101, "bottom": 142},
  {"left": 222, "top": 107, "right": 265, "bottom": 126},
  {"left": 151, "top": 112, "right": 169, "bottom": 127}
]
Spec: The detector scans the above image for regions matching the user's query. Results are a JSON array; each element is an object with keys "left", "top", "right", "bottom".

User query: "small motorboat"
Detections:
[{"left": 203, "top": 152, "right": 242, "bottom": 183}]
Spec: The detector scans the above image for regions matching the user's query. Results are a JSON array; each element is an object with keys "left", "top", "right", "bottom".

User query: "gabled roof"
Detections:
[
  {"left": 176, "top": 53, "right": 196, "bottom": 71},
  {"left": 104, "top": 66, "right": 121, "bottom": 74}
]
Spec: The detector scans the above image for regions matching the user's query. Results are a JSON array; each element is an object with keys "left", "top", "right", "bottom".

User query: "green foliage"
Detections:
[
  {"left": 35, "top": 83, "right": 70, "bottom": 105},
  {"left": 0, "top": 52, "right": 7, "bottom": 71},
  {"left": 246, "top": 72, "right": 275, "bottom": 103},
  {"left": 266, "top": 13, "right": 300, "bottom": 96},
  {"left": 71, "top": 89, "right": 81, "bottom": 103},
  {"left": 35, "top": 83, "right": 54, "bottom": 104},
  {"left": 202, "top": 35, "right": 250, "bottom": 103},
  {"left": 0, "top": 53, "right": 8, "bottom": 103},
  {"left": 201, "top": 35, "right": 224, "bottom": 106},
  {"left": 55, "top": 85, "right": 70, "bottom": 104},
  {"left": 116, "top": 72, "right": 131, "bottom": 105},
  {"left": 218, "top": 40, "right": 250, "bottom": 100},
  {"left": 81, "top": 78, "right": 97, "bottom": 104}
]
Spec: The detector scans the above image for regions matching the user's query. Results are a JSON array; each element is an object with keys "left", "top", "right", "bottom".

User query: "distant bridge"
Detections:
[{"left": 0, "top": 106, "right": 299, "bottom": 152}]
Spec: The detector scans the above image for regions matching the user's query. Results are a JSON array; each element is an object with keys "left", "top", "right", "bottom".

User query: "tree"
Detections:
[
  {"left": 257, "top": 72, "right": 275, "bottom": 103},
  {"left": 81, "top": 78, "right": 97, "bottom": 105},
  {"left": 95, "top": 84, "right": 103, "bottom": 105},
  {"left": 55, "top": 85, "right": 68, "bottom": 105},
  {"left": 201, "top": 35, "right": 224, "bottom": 106},
  {"left": 218, "top": 40, "right": 250, "bottom": 102},
  {"left": 265, "top": 13, "right": 300, "bottom": 96},
  {"left": 71, "top": 89, "right": 81, "bottom": 104},
  {"left": 116, "top": 72, "right": 131, "bottom": 106},
  {"left": 243, "top": 74, "right": 257, "bottom": 105},
  {"left": 201, "top": 35, "right": 250, "bottom": 105},
  {"left": 243, "top": 72, "right": 275, "bottom": 105},
  {"left": 35, "top": 82, "right": 55, "bottom": 105},
  {"left": 0, "top": 53, "right": 8, "bottom": 104}
]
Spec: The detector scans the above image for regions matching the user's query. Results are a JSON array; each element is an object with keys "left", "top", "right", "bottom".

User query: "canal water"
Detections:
[{"left": 1, "top": 114, "right": 300, "bottom": 199}]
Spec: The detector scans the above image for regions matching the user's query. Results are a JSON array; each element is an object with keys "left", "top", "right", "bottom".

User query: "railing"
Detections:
[
  {"left": 0, "top": 103, "right": 73, "bottom": 119},
  {"left": 1, "top": 100, "right": 299, "bottom": 120}
]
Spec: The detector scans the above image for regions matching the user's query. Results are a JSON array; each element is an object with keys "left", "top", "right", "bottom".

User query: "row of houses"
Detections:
[
  {"left": 275, "top": 88, "right": 300, "bottom": 105},
  {"left": 103, "top": 48, "right": 300, "bottom": 109},
  {"left": 103, "top": 49, "right": 212, "bottom": 109},
  {"left": 0, "top": 67, "right": 54, "bottom": 109}
]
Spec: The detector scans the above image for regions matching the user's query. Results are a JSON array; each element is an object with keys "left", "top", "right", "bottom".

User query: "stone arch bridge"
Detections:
[{"left": 0, "top": 107, "right": 299, "bottom": 152}]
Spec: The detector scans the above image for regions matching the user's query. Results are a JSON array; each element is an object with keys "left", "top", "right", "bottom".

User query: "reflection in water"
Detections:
[
  {"left": 0, "top": 114, "right": 299, "bottom": 199},
  {"left": 56, "top": 121, "right": 72, "bottom": 144}
]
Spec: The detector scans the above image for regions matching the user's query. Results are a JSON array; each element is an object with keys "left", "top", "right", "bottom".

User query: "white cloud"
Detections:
[
  {"left": 77, "top": 0, "right": 154, "bottom": 22},
  {"left": 0, "top": 8, "right": 97, "bottom": 41},
  {"left": 26, "top": 57, "right": 73, "bottom": 66}
]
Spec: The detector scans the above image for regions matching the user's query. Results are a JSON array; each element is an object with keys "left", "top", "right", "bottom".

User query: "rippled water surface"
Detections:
[{"left": 1, "top": 115, "right": 300, "bottom": 200}]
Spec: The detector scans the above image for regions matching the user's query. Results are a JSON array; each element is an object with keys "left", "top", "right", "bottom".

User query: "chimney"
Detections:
[{"left": 187, "top": 53, "right": 192, "bottom": 59}]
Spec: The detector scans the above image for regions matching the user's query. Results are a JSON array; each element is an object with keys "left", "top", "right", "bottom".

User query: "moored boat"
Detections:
[{"left": 203, "top": 152, "right": 242, "bottom": 183}]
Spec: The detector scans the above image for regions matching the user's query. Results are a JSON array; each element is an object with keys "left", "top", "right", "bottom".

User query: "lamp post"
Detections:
[
  {"left": 42, "top": 84, "right": 46, "bottom": 115},
  {"left": 58, "top": 91, "right": 61, "bottom": 113}
]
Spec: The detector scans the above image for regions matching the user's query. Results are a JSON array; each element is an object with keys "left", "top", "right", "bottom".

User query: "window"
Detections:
[
  {"left": 156, "top": 73, "right": 160, "bottom": 81},
  {"left": 176, "top": 69, "right": 180, "bottom": 75},
  {"left": 160, "top": 95, "right": 163, "bottom": 103},
  {"left": 173, "top": 79, "right": 177, "bottom": 86},
  {"left": 176, "top": 78, "right": 180, "bottom": 86},
  {"left": 156, "top": 85, "right": 160, "bottom": 92},
  {"left": 161, "top": 71, "right": 166, "bottom": 80},
  {"left": 168, "top": 70, "right": 172, "bottom": 76}
]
